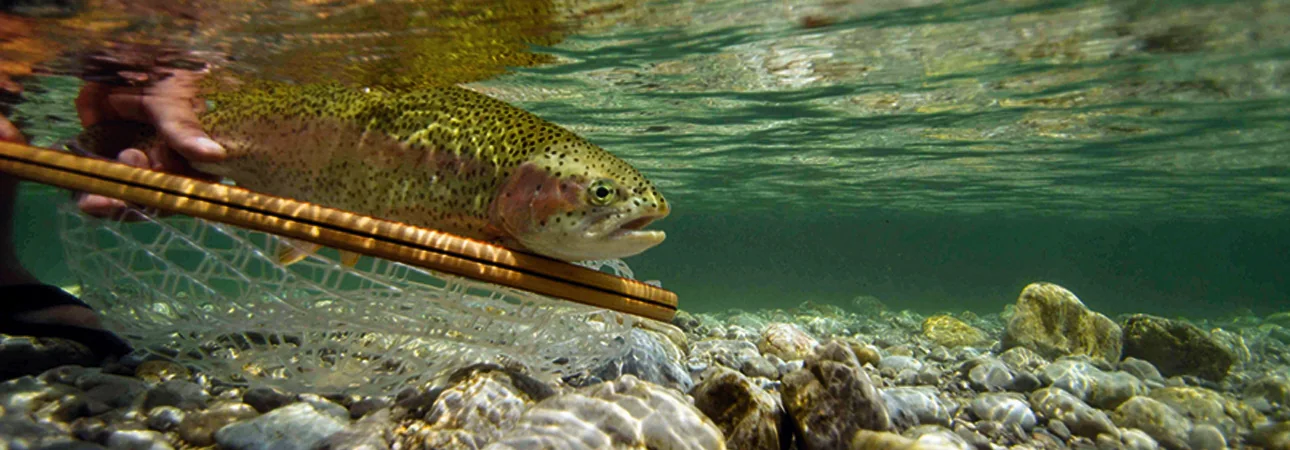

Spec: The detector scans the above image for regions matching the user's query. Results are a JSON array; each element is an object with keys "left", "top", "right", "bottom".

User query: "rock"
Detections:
[
  {"left": 133, "top": 360, "right": 189, "bottom": 383},
  {"left": 1039, "top": 358, "right": 1104, "bottom": 400},
  {"left": 0, "top": 416, "right": 76, "bottom": 449},
  {"left": 73, "top": 372, "right": 149, "bottom": 410},
  {"left": 177, "top": 401, "right": 258, "bottom": 446},
  {"left": 782, "top": 340, "right": 891, "bottom": 449},
  {"left": 0, "top": 375, "right": 94, "bottom": 423},
  {"left": 1007, "top": 372, "right": 1042, "bottom": 393},
  {"left": 998, "top": 346, "right": 1049, "bottom": 373},
  {"left": 1245, "top": 374, "right": 1290, "bottom": 408},
  {"left": 593, "top": 328, "right": 692, "bottom": 392},
  {"left": 348, "top": 397, "right": 391, "bottom": 419},
  {"left": 970, "top": 393, "right": 1036, "bottom": 431},
  {"left": 1088, "top": 370, "right": 1149, "bottom": 409},
  {"left": 483, "top": 375, "right": 725, "bottom": 450},
  {"left": 848, "top": 341, "right": 882, "bottom": 367},
  {"left": 105, "top": 429, "right": 174, "bottom": 450},
  {"left": 142, "top": 380, "right": 208, "bottom": 411},
  {"left": 691, "top": 366, "right": 782, "bottom": 450},
  {"left": 689, "top": 340, "right": 761, "bottom": 372},
  {"left": 879, "top": 355, "right": 923, "bottom": 374},
  {"left": 1121, "top": 314, "right": 1236, "bottom": 382},
  {"left": 398, "top": 368, "right": 536, "bottom": 449},
  {"left": 298, "top": 393, "right": 348, "bottom": 421},
  {"left": 850, "top": 429, "right": 962, "bottom": 450},
  {"left": 906, "top": 425, "right": 974, "bottom": 450},
  {"left": 1001, "top": 282, "right": 1122, "bottom": 364},
  {"left": 1149, "top": 386, "right": 1265, "bottom": 440},
  {"left": 758, "top": 323, "right": 818, "bottom": 361},
  {"left": 1121, "top": 428, "right": 1161, "bottom": 450},
  {"left": 0, "top": 335, "right": 98, "bottom": 381},
  {"left": 145, "top": 406, "right": 184, "bottom": 432},
  {"left": 740, "top": 356, "right": 779, "bottom": 379},
  {"left": 215, "top": 402, "right": 347, "bottom": 450},
  {"left": 882, "top": 387, "right": 953, "bottom": 429},
  {"left": 1029, "top": 387, "right": 1118, "bottom": 440},
  {"left": 963, "top": 357, "right": 1013, "bottom": 392},
  {"left": 1119, "top": 357, "right": 1166, "bottom": 385},
  {"left": 1112, "top": 396, "right": 1193, "bottom": 450},
  {"left": 1188, "top": 424, "right": 1227, "bottom": 450},
  {"left": 319, "top": 408, "right": 393, "bottom": 450},
  {"left": 922, "top": 315, "right": 989, "bottom": 348},
  {"left": 1249, "top": 421, "right": 1290, "bottom": 450},
  {"left": 242, "top": 386, "right": 295, "bottom": 413}
]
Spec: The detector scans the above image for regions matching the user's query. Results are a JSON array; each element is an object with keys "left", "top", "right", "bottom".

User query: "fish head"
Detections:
[{"left": 491, "top": 139, "right": 669, "bottom": 262}]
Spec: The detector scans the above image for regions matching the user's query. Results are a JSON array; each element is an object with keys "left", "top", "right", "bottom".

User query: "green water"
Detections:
[{"left": 6, "top": 0, "right": 1289, "bottom": 319}]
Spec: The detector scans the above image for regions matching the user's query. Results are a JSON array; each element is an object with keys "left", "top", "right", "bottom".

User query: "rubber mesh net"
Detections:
[{"left": 55, "top": 202, "right": 636, "bottom": 396}]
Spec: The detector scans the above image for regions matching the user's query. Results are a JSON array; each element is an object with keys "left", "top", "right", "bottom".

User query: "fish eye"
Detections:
[{"left": 588, "top": 179, "right": 616, "bottom": 206}]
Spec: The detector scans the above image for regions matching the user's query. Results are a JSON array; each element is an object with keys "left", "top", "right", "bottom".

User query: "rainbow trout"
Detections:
[{"left": 74, "top": 83, "right": 669, "bottom": 264}]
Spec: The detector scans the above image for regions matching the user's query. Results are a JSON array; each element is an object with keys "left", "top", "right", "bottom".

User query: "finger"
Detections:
[
  {"left": 144, "top": 73, "right": 226, "bottom": 163},
  {"left": 0, "top": 114, "right": 25, "bottom": 144},
  {"left": 75, "top": 149, "right": 153, "bottom": 221}
]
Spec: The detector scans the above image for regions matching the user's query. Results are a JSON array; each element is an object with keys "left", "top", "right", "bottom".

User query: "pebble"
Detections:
[
  {"left": 592, "top": 328, "right": 693, "bottom": 392},
  {"left": 483, "top": 375, "right": 724, "bottom": 450},
  {"left": 1121, "top": 428, "right": 1161, "bottom": 450},
  {"left": 782, "top": 340, "right": 892, "bottom": 449},
  {"left": 1119, "top": 357, "right": 1166, "bottom": 385},
  {"left": 879, "top": 355, "right": 924, "bottom": 374},
  {"left": 177, "top": 401, "right": 259, "bottom": 446},
  {"left": 758, "top": 323, "right": 818, "bottom": 361},
  {"left": 970, "top": 393, "right": 1037, "bottom": 431},
  {"left": 142, "top": 380, "right": 208, "bottom": 411},
  {"left": 105, "top": 429, "right": 174, "bottom": 450},
  {"left": 318, "top": 408, "right": 392, "bottom": 450},
  {"left": 144, "top": 406, "right": 184, "bottom": 432},
  {"left": 1112, "top": 396, "right": 1193, "bottom": 450},
  {"left": 965, "top": 357, "right": 1014, "bottom": 392},
  {"left": 1188, "top": 423, "right": 1228, "bottom": 450},
  {"left": 1030, "top": 387, "right": 1118, "bottom": 440},
  {"left": 0, "top": 335, "right": 98, "bottom": 381},
  {"left": 691, "top": 366, "right": 782, "bottom": 450},
  {"left": 882, "top": 387, "right": 953, "bottom": 428},
  {"left": 215, "top": 402, "right": 347, "bottom": 450}
]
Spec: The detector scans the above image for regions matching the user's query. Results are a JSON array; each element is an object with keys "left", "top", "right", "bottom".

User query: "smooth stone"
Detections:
[
  {"left": 177, "top": 401, "right": 258, "bottom": 447},
  {"left": 1088, "top": 370, "right": 1149, "bottom": 409},
  {"left": 1149, "top": 386, "right": 1264, "bottom": 440},
  {"left": 133, "top": 361, "right": 189, "bottom": 383},
  {"left": 592, "top": 328, "right": 692, "bottom": 392},
  {"left": 1245, "top": 374, "right": 1290, "bottom": 408},
  {"left": 1121, "top": 428, "right": 1161, "bottom": 450},
  {"left": 298, "top": 393, "right": 349, "bottom": 421},
  {"left": 691, "top": 366, "right": 782, "bottom": 450},
  {"left": 105, "top": 430, "right": 174, "bottom": 450},
  {"left": 318, "top": 408, "right": 393, "bottom": 450},
  {"left": 1029, "top": 387, "right": 1118, "bottom": 440},
  {"left": 965, "top": 357, "right": 1013, "bottom": 392},
  {"left": 922, "top": 315, "right": 990, "bottom": 348},
  {"left": 483, "top": 375, "right": 724, "bottom": 450},
  {"left": 970, "top": 393, "right": 1036, "bottom": 431},
  {"left": 1189, "top": 424, "right": 1228, "bottom": 450},
  {"left": 144, "top": 406, "right": 184, "bottom": 432},
  {"left": 1122, "top": 314, "right": 1236, "bottom": 382},
  {"left": 998, "top": 346, "right": 1049, "bottom": 373},
  {"left": 740, "top": 356, "right": 779, "bottom": 380},
  {"left": 906, "top": 425, "right": 974, "bottom": 450},
  {"left": 242, "top": 386, "right": 294, "bottom": 413},
  {"left": 879, "top": 355, "right": 923, "bottom": 374},
  {"left": 1249, "top": 421, "right": 1290, "bottom": 450},
  {"left": 75, "top": 373, "right": 149, "bottom": 410},
  {"left": 1119, "top": 357, "right": 1166, "bottom": 385},
  {"left": 347, "top": 397, "right": 391, "bottom": 419},
  {"left": 689, "top": 339, "right": 761, "bottom": 372},
  {"left": 142, "top": 380, "right": 209, "bottom": 411},
  {"left": 1112, "top": 396, "right": 1193, "bottom": 450},
  {"left": 0, "top": 375, "right": 93, "bottom": 423},
  {"left": 1007, "top": 371, "right": 1042, "bottom": 392},
  {"left": 398, "top": 369, "right": 532, "bottom": 448},
  {"left": 882, "top": 387, "right": 953, "bottom": 428},
  {"left": 214, "top": 402, "right": 347, "bottom": 450},
  {"left": 0, "top": 416, "right": 74, "bottom": 448},
  {"left": 0, "top": 335, "right": 98, "bottom": 381},
  {"left": 758, "top": 323, "right": 818, "bottom": 361},
  {"left": 782, "top": 340, "right": 892, "bottom": 449},
  {"left": 1040, "top": 358, "right": 1103, "bottom": 401},
  {"left": 1001, "top": 282, "right": 1122, "bottom": 364}
]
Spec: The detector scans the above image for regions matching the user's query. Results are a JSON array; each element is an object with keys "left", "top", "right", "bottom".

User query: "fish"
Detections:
[{"left": 71, "top": 83, "right": 669, "bottom": 264}]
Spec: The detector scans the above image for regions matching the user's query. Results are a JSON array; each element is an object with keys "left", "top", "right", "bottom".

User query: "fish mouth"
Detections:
[{"left": 590, "top": 209, "right": 668, "bottom": 243}]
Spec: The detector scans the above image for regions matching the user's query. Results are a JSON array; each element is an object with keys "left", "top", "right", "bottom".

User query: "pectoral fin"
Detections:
[{"left": 278, "top": 237, "right": 322, "bottom": 266}]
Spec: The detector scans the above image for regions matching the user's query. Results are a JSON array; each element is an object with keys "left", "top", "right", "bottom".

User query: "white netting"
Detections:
[{"left": 55, "top": 202, "right": 636, "bottom": 396}]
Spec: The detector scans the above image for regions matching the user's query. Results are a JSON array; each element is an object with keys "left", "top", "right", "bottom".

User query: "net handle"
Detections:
[{"left": 0, "top": 141, "right": 678, "bottom": 322}]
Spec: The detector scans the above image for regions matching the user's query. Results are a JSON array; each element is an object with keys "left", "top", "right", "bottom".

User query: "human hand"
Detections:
[
  {"left": 73, "top": 67, "right": 227, "bottom": 220},
  {"left": 0, "top": 114, "right": 23, "bottom": 144}
]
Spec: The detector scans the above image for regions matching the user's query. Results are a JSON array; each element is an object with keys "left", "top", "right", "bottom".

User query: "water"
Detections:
[{"left": 4, "top": 0, "right": 1288, "bottom": 320}]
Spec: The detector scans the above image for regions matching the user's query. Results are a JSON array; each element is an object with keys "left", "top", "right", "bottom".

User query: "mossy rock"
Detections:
[
  {"left": 1002, "top": 282, "right": 1122, "bottom": 364},
  {"left": 1121, "top": 314, "right": 1235, "bottom": 382}
]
